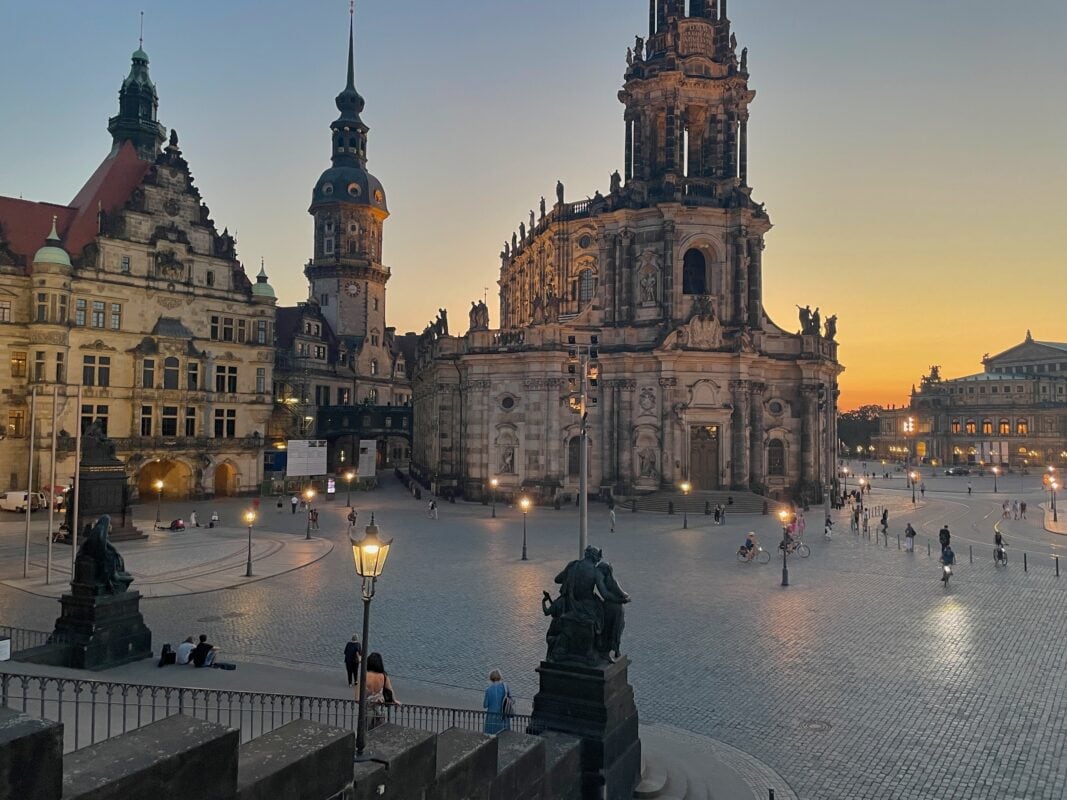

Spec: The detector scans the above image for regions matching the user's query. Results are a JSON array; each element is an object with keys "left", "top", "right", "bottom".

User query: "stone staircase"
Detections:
[
  {"left": 626, "top": 490, "right": 783, "bottom": 516},
  {"left": 634, "top": 751, "right": 717, "bottom": 799},
  {"left": 634, "top": 733, "right": 786, "bottom": 800}
]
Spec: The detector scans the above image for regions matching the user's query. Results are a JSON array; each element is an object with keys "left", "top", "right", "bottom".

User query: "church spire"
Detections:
[
  {"left": 107, "top": 25, "right": 166, "bottom": 161},
  {"left": 331, "top": 3, "right": 368, "bottom": 168}
]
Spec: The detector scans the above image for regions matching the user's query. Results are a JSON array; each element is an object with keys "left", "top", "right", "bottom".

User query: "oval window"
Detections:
[
  {"left": 768, "top": 400, "right": 784, "bottom": 414},
  {"left": 348, "top": 182, "right": 362, "bottom": 197},
  {"left": 322, "top": 182, "right": 334, "bottom": 195},
  {"left": 579, "top": 234, "right": 593, "bottom": 249},
  {"left": 501, "top": 397, "right": 515, "bottom": 410}
]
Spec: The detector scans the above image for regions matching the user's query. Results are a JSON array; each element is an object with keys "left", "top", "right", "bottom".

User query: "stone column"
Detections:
[
  {"left": 799, "top": 385, "right": 819, "bottom": 486},
  {"left": 739, "top": 115, "right": 749, "bottom": 185},
  {"left": 619, "top": 381, "right": 635, "bottom": 488},
  {"left": 733, "top": 233, "right": 748, "bottom": 326},
  {"left": 547, "top": 379, "right": 561, "bottom": 480},
  {"left": 749, "top": 382, "right": 766, "bottom": 486},
  {"left": 730, "top": 380, "right": 750, "bottom": 488},
  {"left": 625, "top": 117, "right": 634, "bottom": 182},
  {"left": 620, "top": 231, "right": 634, "bottom": 322},
  {"left": 633, "top": 113, "right": 645, "bottom": 182},
  {"left": 748, "top": 237, "right": 763, "bottom": 327},
  {"left": 665, "top": 104, "right": 678, "bottom": 173},
  {"left": 659, "top": 377, "right": 677, "bottom": 486},
  {"left": 662, "top": 223, "right": 676, "bottom": 323}
]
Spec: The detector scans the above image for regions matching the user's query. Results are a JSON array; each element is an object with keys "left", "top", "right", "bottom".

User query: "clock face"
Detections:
[{"left": 345, "top": 282, "right": 360, "bottom": 297}]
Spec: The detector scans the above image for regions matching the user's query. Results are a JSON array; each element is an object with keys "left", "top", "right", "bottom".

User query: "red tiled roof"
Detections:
[{"left": 0, "top": 141, "right": 150, "bottom": 270}]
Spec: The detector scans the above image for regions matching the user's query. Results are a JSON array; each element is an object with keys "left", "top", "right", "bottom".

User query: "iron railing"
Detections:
[
  {"left": 0, "top": 626, "right": 69, "bottom": 655},
  {"left": 0, "top": 672, "right": 530, "bottom": 753}
]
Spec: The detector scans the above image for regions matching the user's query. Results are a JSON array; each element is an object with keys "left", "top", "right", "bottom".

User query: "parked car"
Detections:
[
  {"left": 944, "top": 467, "right": 971, "bottom": 476},
  {"left": 0, "top": 491, "right": 47, "bottom": 512}
]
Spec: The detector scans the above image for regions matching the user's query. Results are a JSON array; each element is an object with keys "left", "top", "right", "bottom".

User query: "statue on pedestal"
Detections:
[
  {"left": 75, "top": 515, "right": 134, "bottom": 595},
  {"left": 542, "top": 547, "right": 630, "bottom": 665}
]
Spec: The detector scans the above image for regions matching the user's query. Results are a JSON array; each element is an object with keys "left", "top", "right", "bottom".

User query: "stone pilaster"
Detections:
[
  {"left": 749, "top": 382, "right": 766, "bottom": 486},
  {"left": 658, "top": 377, "right": 677, "bottom": 486},
  {"left": 730, "top": 380, "right": 750, "bottom": 488},
  {"left": 662, "top": 223, "right": 675, "bottom": 323}
]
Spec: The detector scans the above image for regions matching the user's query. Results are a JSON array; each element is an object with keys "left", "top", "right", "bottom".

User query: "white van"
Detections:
[{"left": 0, "top": 492, "right": 46, "bottom": 512}]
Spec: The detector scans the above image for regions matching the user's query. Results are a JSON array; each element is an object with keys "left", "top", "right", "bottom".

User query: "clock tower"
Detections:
[{"left": 305, "top": 12, "right": 389, "bottom": 341}]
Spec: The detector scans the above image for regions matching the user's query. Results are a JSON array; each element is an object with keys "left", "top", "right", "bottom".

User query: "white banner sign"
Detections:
[
  {"left": 358, "top": 439, "right": 377, "bottom": 478},
  {"left": 287, "top": 439, "right": 328, "bottom": 477}
]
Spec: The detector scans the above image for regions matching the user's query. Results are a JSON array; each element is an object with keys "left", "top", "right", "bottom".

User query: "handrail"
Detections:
[{"left": 0, "top": 671, "right": 529, "bottom": 753}]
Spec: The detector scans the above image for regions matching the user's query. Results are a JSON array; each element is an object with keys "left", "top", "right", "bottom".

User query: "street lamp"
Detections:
[
  {"left": 244, "top": 509, "right": 256, "bottom": 577},
  {"left": 992, "top": 466, "right": 999, "bottom": 493},
  {"left": 842, "top": 467, "right": 849, "bottom": 496},
  {"left": 350, "top": 515, "right": 393, "bottom": 758},
  {"left": 304, "top": 488, "right": 316, "bottom": 540},
  {"left": 778, "top": 509, "right": 790, "bottom": 587},
  {"left": 520, "top": 496, "right": 531, "bottom": 560},
  {"left": 490, "top": 478, "right": 499, "bottom": 519},
  {"left": 345, "top": 470, "right": 356, "bottom": 508},
  {"left": 154, "top": 479, "right": 164, "bottom": 524},
  {"left": 1052, "top": 480, "right": 1059, "bottom": 523},
  {"left": 680, "top": 481, "right": 691, "bottom": 529},
  {"left": 910, "top": 471, "right": 919, "bottom": 504}
]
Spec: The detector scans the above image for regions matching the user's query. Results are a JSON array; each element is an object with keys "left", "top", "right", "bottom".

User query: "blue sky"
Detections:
[{"left": 2, "top": 1, "right": 1065, "bottom": 406}]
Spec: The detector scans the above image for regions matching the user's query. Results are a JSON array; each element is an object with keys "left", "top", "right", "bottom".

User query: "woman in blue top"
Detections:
[{"left": 483, "top": 670, "right": 511, "bottom": 734}]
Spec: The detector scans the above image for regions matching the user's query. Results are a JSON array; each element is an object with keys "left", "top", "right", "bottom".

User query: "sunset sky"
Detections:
[{"left": 2, "top": 1, "right": 1064, "bottom": 410}]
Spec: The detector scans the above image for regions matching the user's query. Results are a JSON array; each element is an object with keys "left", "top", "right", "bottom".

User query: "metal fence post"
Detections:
[
  {"left": 1024, "top": 552, "right": 1028, "bottom": 572},
  {"left": 897, "top": 534, "right": 900, "bottom": 550},
  {"left": 1056, "top": 555, "right": 1060, "bottom": 577},
  {"left": 969, "top": 545, "right": 973, "bottom": 564}
]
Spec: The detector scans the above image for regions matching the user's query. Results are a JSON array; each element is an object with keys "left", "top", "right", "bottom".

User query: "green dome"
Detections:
[
  {"left": 33, "top": 219, "right": 71, "bottom": 268},
  {"left": 252, "top": 265, "right": 276, "bottom": 299}
]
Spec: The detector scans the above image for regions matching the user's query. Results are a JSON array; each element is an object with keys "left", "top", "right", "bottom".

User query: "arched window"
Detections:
[
  {"left": 578, "top": 270, "right": 595, "bottom": 307},
  {"left": 767, "top": 440, "right": 786, "bottom": 476},
  {"left": 965, "top": 419, "right": 976, "bottom": 434},
  {"left": 982, "top": 419, "right": 993, "bottom": 435},
  {"left": 370, "top": 359, "right": 378, "bottom": 376},
  {"left": 682, "top": 249, "right": 707, "bottom": 295},
  {"left": 951, "top": 419, "right": 960, "bottom": 434},
  {"left": 163, "top": 357, "right": 179, "bottom": 390},
  {"left": 568, "top": 436, "right": 582, "bottom": 477},
  {"left": 999, "top": 419, "right": 1010, "bottom": 435},
  {"left": 1017, "top": 419, "right": 1029, "bottom": 435}
]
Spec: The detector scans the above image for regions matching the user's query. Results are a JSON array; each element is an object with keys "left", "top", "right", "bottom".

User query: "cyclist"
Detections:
[
  {"left": 740, "top": 532, "right": 759, "bottom": 561},
  {"left": 994, "top": 530, "right": 1007, "bottom": 563}
]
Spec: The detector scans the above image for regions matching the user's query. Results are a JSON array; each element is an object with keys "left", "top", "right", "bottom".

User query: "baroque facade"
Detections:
[
  {"left": 269, "top": 19, "right": 413, "bottom": 473},
  {"left": 874, "top": 333, "right": 1067, "bottom": 469},
  {"left": 0, "top": 46, "right": 274, "bottom": 499},
  {"left": 411, "top": 1, "right": 841, "bottom": 501}
]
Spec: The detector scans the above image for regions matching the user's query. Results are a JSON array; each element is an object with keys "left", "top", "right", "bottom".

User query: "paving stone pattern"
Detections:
[{"left": 1, "top": 479, "right": 1066, "bottom": 798}]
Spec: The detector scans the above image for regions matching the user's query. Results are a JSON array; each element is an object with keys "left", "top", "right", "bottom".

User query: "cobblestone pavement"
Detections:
[{"left": 2, "top": 477, "right": 1067, "bottom": 798}]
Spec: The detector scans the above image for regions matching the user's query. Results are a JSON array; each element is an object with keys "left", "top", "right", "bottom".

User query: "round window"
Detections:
[
  {"left": 768, "top": 400, "right": 784, "bottom": 414},
  {"left": 322, "top": 182, "right": 334, "bottom": 195},
  {"left": 501, "top": 397, "right": 515, "bottom": 411},
  {"left": 579, "top": 234, "right": 593, "bottom": 249},
  {"left": 348, "top": 182, "right": 362, "bottom": 197}
]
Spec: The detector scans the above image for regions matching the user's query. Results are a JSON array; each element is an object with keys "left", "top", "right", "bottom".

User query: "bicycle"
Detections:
[
  {"left": 780, "top": 539, "right": 811, "bottom": 558},
  {"left": 737, "top": 545, "right": 771, "bottom": 564},
  {"left": 994, "top": 544, "right": 1008, "bottom": 567}
]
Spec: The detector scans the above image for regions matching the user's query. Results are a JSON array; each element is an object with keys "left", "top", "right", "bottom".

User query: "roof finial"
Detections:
[
  {"left": 47, "top": 215, "right": 60, "bottom": 243},
  {"left": 346, "top": 1, "right": 356, "bottom": 91},
  {"left": 139, "top": 10, "right": 144, "bottom": 49}
]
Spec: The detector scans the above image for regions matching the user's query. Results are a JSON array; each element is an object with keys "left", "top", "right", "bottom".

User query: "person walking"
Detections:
[
  {"left": 880, "top": 509, "right": 889, "bottom": 534},
  {"left": 276, "top": 497, "right": 283, "bottom": 514},
  {"left": 1012, "top": 499, "right": 1019, "bottom": 520},
  {"left": 428, "top": 499, "right": 438, "bottom": 519},
  {"left": 190, "top": 509, "right": 200, "bottom": 528},
  {"left": 939, "top": 524, "right": 951, "bottom": 554},
  {"left": 483, "top": 669, "right": 512, "bottom": 735},
  {"left": 362, "top": 652, "right": 399, "bottom": 729},
  {"left": 290, "top": 495, "right": 298, "bottom": 515},
  {"left": 609, "top": 506, "right": 616, "bottom": 533},
  {"left": 343, "top": 635, "right": 362, "bottom": 686},
  {"left": 967, "top": 482, "right": 972, "bottom": 496},
  {"left": 904, "top": 523, "right": 917, "bottom": 552},
  {"left": 1020, "top": 500, "right": 1027, "bottom": 519},
  {"left": 310, "top": 508, "right": 319, "bottom": 530},
  {"left": 920, "top": 482, "right": 926, "bottom": 498}
]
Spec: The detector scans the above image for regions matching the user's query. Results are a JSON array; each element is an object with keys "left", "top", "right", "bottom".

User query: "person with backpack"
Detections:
[
  {"left": 904, "top": 523, "right": 917, "bottom": 552},
  {"left": 939, "top": 525, "right": 951, "bottom": 553},
  {"left": 483, "top": 669, "right": 512, "bottom": 734},
  {"left": 343, "top": 635, "right": 362, "bottom": 686},
  {"left": 428, "top": 499, "right": 438, "bottom": 519}
]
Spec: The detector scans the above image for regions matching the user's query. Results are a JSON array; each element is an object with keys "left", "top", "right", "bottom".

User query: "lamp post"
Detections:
[
  {"left": 350, "top": 515, "right": 393, "bottom": 758},
  {"left": 910, "top": 471, "right": 918, "bottom": 504},
  {"left": 154, "top": 479, "right": 164, "bottom": 524},
  {"left": 304, "top": 488, "right": 315, "bottom": 540},
  {"left": 345, "top": 470, "right": 356, "bottom": 508},
  {"left": 778, "top": 509, "right": 790, "bottom": 587},
  {"left": 842, "top": 467, "right": 849, "bottom": 497},
  {"left": 490, "top": 478, "right": 499, "bottom": 519},
  {"left": 244, "top": 509, "right": 256, "bottom": 577},
  {"left": 1052, "top": 480, "right": 1059, "bottom": 523},
  {"left": 680, "top": 481, "right": 691, "bottom": 529},
  {"left": 520, "top": 496, "right": 531, "bottom": 561},
  {"left": 992, "top": 466, "right": 999, "bottom": 493}
]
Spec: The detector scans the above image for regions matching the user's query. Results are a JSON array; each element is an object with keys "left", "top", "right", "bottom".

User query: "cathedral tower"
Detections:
[{"left": 306, "top": 13, "right": 390, "bottom": 341}]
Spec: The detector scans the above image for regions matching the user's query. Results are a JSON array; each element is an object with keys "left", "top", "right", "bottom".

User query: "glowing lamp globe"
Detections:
[{"left": 350, "top": 517, "right": 392, "bottom": 578}]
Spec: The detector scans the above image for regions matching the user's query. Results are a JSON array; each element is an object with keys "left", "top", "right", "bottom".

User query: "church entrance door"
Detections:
[{"left": 690, "top": 426, "right": 721, "bottom": 490}]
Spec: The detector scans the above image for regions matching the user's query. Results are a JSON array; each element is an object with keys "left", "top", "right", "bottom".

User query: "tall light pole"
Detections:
[
  {"left": 345, "top": 470, "right": 356, "bottom": 508},
  {"left": 992, "top": 466, "right": 999, "bottom": 493},
  {"left": 350, "top": 516, "right": 392, "bottom": 759},
  {"left": 910, "top": 471, "right": 918, "bottom": 504},
  {"left": 304, "top": 487, "right": 315, "bottom": 540},
  {"left": 154, "top": 479, "right": 164, "bottom": 524},
  {"left": 842, "top": 467, "right": 849, "bottom": 497},
  {"left": 490, "top": 478, "right": 499, "bottom": 519},
  {"left": 1052, "top": 480, "right": 1059, "bottom": 523},
  {"left": 779, "top": 509, "right": 790, "bottom": 587},
  {"left": 567, "top": 335, "right": 599, "bottom": 558},
  {"left": 244, "top": 509, "right": 256, "bottom": 577},
  {"left": 520, "top": 496, "right": 530, "bottom": 561},
  {"left": 680, "top": 481, "right": 691, "bottom": 529}
]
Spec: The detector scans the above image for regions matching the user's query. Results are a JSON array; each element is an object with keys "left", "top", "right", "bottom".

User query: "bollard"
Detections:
[
  {"left": 1057, "top": 555, "right": 1060, "bottom": 577},
  {"left": 897, "top": 534, "right": 901, "bottom": 550},
  {"left": 668, "top": 500, "right": 674, "bottom": 515},
  {"left": 770, "top": 791, "right": 776, "bottom": 800},
  {"left": 1024, "top": 552, "right": 1028, "bottom": 572},
  {"left": 927, "top": 540, "right": 931, "bottom": 557},
  {"left": 884, "top": 531, "right": 888, "bottom": 548},
  {"left": 969, "top": 545, "right": 973, "bottom": 564}
]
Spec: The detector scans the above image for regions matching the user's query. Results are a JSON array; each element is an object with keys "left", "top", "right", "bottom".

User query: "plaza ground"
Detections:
[{"left": 1, "top": 465, "right": 1065, "bottom": 799}]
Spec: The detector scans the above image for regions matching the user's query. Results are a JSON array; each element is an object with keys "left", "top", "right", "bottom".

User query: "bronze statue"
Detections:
[
  {"left": 796, "top": 304, "right": 812, "bottom": 334},
  {"left": 824, "top": 314, "right": 837, "bottom": 341},
  {"left": 540, "top": 196, "right": 547, "bottom": 219},
  {"left": 556, "top": 180, "right": 565, "bottom": 205},
  {"left": 76, "top": 515, "right": 134, "bottom": 594},
  {"left": 542, "top": 546, "right": 629, "bottom": 665},
  {"left": 811, "top": 307, "right": 821, "bottom": 337}
]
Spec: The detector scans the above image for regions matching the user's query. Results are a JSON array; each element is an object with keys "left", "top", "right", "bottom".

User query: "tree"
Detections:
[{"left": 838, "top": 405, "right": 882, "bottom": 454}]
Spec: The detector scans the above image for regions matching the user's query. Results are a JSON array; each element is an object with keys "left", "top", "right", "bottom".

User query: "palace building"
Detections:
[
  {"left": 0, "top": 45, "right": 275, "bottom": 499},
  {"left": 269, "top": 18, "right": 414, "bottom": 475},
  {"left": 411, "top": 0, "right": 842, "bottom": 503},
  {"left": 875, "top": 333, "right": 1067, "bottom": 469}
]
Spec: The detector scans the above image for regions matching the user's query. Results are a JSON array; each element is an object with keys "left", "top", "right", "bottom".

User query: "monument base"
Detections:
[
  {"left": 107, "top": 524, "right": 147, "bottom": 543},
  {"left": 49, "top": 589, "right": 152, "bottom": 670},
  {"left": 527, "top": 657, "right": 640, "bottom": 800}
]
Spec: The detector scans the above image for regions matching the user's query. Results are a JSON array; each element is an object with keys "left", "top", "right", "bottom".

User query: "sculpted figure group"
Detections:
[{"left": 542, "top": 546, "right": 630, "bottom": 665}]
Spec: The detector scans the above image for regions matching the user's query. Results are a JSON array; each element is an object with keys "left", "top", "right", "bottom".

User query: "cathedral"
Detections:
[
  {"left": 0, "top": 45, "right": 275, "bottom": 499},
  {"left": 411, "top": 0, "right": 842, "bottom": 503}
]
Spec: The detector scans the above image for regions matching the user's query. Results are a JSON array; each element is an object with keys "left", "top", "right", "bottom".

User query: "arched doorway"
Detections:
[
  {"left": 214, "top": 463, "right": 237, "bottom": 497},
  {"left": 138, "top": 459, "right": 193, "bottom": 501},
  {"left": 682, "top": 249, "right": 707, "bottom": 295}
]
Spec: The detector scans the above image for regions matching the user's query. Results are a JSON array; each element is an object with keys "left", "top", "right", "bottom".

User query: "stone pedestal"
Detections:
[
  {"left": 73, "top": 466, "right": 146, "bottom": 542},
  {"left": 48, "top": 559, "right": 152, "bottom": 670},
  {"left": 527, "top": 658, "right": 640, "bottom": 800}
]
